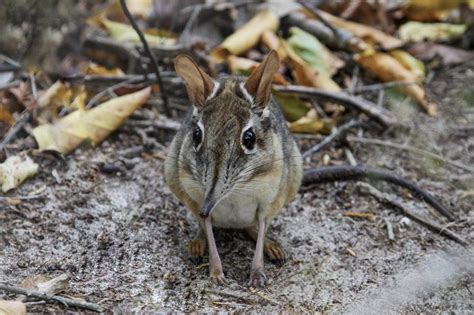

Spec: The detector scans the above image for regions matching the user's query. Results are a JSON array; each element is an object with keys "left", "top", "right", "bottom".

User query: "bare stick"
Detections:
[
  {"left": 302, "top": 120, "right": 363, "bottom": 158},
  {"left": 297, "top": 0, "right": 339, "bottom": 38},
  {"left": 302, "top": 165, "right": 456, "bottom": 221},
  {"left": 356, "top": 182, "right": 467, "bottom": 246},
  {"left": 273, "top": 85, "right": 397, "bottom": 127},
  {"left": 119, "top": 0, "right": 170, "bottom": 115},
  {"left": 86, "top": 78, "right": 137, "bottom": 108},
  {"left": 0, "top": 112, "right": 30, "bottom": 151},
  {"left": 347, "top": 136, "right": 474, "bottom": 173},
  {"left": 0, "top": 284, "right": 102, "bottom": 312},
  {"left": 0, "top": 194, "right": 45, "bottom": 202}
]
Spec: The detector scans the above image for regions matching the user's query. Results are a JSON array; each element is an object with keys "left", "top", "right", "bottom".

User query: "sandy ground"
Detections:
[{"left": 0, "top": 62, "right": 473, "bottom": 313}]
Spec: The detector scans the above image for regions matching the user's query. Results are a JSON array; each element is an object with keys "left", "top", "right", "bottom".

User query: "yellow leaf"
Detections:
[
  {"left": 227, "top": 56, "right": 259, "bottom": 76},
  {"left": 399, "top": 22, "right": 467, "bottom": 42},
  {"left": 389, "top": 50, "right": 425, "bottom": 80},
  {"left": 103, "top": 19, "right": 176, "bottom": 46},
  {"left": 0, "top": 155, "right": 38, "bottom": 192},
  {"left": 227, "top": 56, "right": 288, "bottom": 85},
  {"left": 33, "top": 87, "right": 151, "bottom": 154},
  {"left": 0, "top": 300, "right": 26, "bottom": 315},
  {"left": 85, "top": 63, "right": 124, "bottom": 76},
  {"left": 355, "top": 52, "right": 437, "bottom": 116},
  {"left": 289, "top": 112, "right": 334, "bottom": 134},
  {"left": 318, "top": 10, "right": 404, "bottom": 50},
  {"left": 211, "top": 10, "right": 279, "bottom": 62},
  {"left": 406, "top": 0, "right": 462, "bottom": 11}
]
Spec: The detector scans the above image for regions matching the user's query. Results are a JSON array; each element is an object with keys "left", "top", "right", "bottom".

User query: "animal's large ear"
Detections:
[
  {"left": 243, "top": 50, "right": 280, "bottom": 108},
  {"left": 175, "top": 55, "right": 215, "bottom": 107}
]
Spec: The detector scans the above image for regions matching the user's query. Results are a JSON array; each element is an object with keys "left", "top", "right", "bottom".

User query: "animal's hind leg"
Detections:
[
  {"left": 245, "top": 226, "right": 286, "bottom": 264},
  {"left": 187, "top": 225, "right": 207, "bottom": 264}
]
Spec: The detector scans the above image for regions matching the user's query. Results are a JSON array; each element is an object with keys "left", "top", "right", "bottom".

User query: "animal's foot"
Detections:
[
  {"left": 249, "top": 268, "right": 267, "bottom": 288},
  {"left": 264, "top": 239, "right": 286, "bottom": 265},
  {"left": 187, "top": 238, "right": 206, "bottom": 264},
  {"left": 210, "top": 269, "right": 226, "bottom": 285}
]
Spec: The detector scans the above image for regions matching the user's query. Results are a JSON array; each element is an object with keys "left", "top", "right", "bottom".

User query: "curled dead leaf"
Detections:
[
  {"left": 355, "top": 51, "right": 437, "bottom": 116},
  {"left": 211, "top": 10, "right": 279, "bottom": 62},
  {"left": 103, "top": 19, "right": 176, "bottom": 46},
  {"left": 0, "top": 155, "right": 38, "bottom": 192},
  {"left": 33, "top": 87, "right": 151, "bottom": 155},
  {"left": 399, "top": 22, "right": 467, "bottom": 42},
  {"left": 227, "top": 56, "right": 288, "bottom": 85},
  {"left": 389, "top": 50, "right": 425, "bottom": 80},
  {"left": 288, "top": 111, "right": 334, "bottom": 134}
]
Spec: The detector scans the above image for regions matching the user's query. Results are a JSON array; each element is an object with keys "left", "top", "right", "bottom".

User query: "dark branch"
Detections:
[
  {"left": 302, "top": 120, "right": 364, "bottom": 158},
  {"left": 0, "top": 284, "right": 102, "bottom": 312},
  {"left": 119, "top": 0, "right": 170, "bottom": 115},
  {"left": 357, "top": 182, "right": 467, "bottom": 246},
  {"left": 273, "top": 84, "right": 397, "bottom": 128},
  {"left": 302, "top": 165, "right": 457, "bottom": 221}
]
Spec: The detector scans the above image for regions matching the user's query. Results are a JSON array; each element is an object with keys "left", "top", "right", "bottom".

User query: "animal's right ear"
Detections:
[{"left": 174, "top": 55, "right": 215, "bottom": 107}]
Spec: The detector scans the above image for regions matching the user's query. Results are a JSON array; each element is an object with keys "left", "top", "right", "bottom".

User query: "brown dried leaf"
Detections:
[
  {"left": 33, "top": 87, "right": 151, "bottom": 155},
  {"left": 211, "top": 10, "right": 279, "bottom": 62},
  {"left": 355, "top": 51, "right": 437, "bottom": 116}
]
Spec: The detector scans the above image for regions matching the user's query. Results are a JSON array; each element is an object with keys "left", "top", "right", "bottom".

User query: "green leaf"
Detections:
[
  {"left": 399, "top": 22, "right": 467, "bottom": 42},
  {"left": 273, "top": 91, "right": 310, "bottom": 122},
  {"left": 287, "top": 27, "right": 331, "bottom": 77}
]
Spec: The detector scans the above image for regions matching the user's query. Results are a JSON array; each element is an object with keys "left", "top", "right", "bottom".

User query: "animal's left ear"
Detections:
[{"left": 243, "top": 50, "right": 280, "bottom": 108}]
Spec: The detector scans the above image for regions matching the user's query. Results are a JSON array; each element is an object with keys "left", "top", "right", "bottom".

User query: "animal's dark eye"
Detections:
[
  {"left": 242, "top": 128, "right": 256, "bottom": 150},
  {"left": 193, "top": 126, "right": 202, "bottom": 147}
]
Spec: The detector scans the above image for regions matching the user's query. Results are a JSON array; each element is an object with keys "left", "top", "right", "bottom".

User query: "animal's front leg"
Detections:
[
  {"left": 249, "top": 218, "right": 267, "bottom": 287},
  {"left": 204, "top": 216, "right": 226, "bottom": 284}
]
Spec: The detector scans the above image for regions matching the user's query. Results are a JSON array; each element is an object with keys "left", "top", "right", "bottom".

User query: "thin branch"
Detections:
[
  {"left": 0, "top": 111, "right": 30, "bottom": 151},
  {"left": 0, "top": 194, "right": 46, "bottom": 202},
  {"left": 273, "top": 84, "right": 397, "bottom": 127},
  {"left": 347, "top": 136, "right": 474, "bottom": 173},
  {"left": 297, "top": 0, "right": 339, "bottom": 38},
  {"left": 0, "top": 284, "right": 102, "bottom": 312},
  {"left": 349, "top": 80, "right": 415, "bottom": 93},
  {"left": 356, "top": 182, "right": 467, "bottom": 246},
  {"left": 119, "top": 0, "right": 170, "bottom": 115},
  {"left": 86, "top": 78, "right": 137, "bottom": 108},
  {"left": 302, "top": 165, "right": 456, "bottom": 221},
  {"left": 302, "top": 120, "right": 364, "bottom": 158}
]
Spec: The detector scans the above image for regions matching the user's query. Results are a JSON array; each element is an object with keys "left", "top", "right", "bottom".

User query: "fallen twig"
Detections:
[
  {"left": 0, "top": 284, "right": 102, "bottom": 312},
  {"left": 347, "top": 136, "right": 474, "bottom": 173},
  {"left": 204, "top": 289, "right": 254, "bottom": 304},
  {"left": 119, "top": 0, "right": 170, "bottom": 115},
  {"left": 297, "top": 0, "right": 340, "bottom": 39},
  {"left": 349, "top": 81, "right": 415, "bottom": 93},
  {"left": 302, "top": 165, "right": 456, "bottom": 221},
  {"left": 273, "top": 85, "right": 397, "bottom": 127},
  {"left": 284, "top": 11, "right": 367, "bottom": 52},
  {"left": 0, "top": 194, "right": 46, "bottom": 202},
  {"left": 302, "top": 120, "right": 364, "bottom": 158},
  {"left": 384, "top": 218, "right": 395, "bottom": 241},
  {"left": 0, "top": 112, "right": 31, "bottom": 151},
  {"left": 357, "top": 182, "right": 467, "bottom": 246},
  {"left": 86, "top": 78, "right": 137, "bottom": 109}
]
